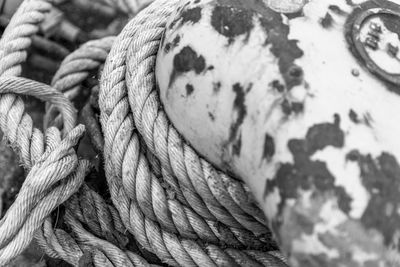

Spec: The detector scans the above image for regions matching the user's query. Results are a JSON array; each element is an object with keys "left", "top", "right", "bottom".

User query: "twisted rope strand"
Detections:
[
  {"left": 65, "top": 210, "right": 153, "bottom": 267},
  {"left": 0, "top": 0, "right": 52, "bottom": 76},
  {"left": 0, "top": 159, "right": 90, "bottom": 265},
  {"left": 0, "top": 126, "right": 83, "bottom": 247},
  {"left": 98, "top": 0, "right": 155, "bottom": 16},
  {"left": 123, "top": 1, "right": 267, "bottom": 234},
  {"left": 0, "top": 77, "right": 77, "bottom": 133},
  {"left": 35, "top": 218, "right": 84, "bottom": 266},
  {"left": 121, "top": 129, "right": 271, "bottom": 250},
  {"left": 0, "top": 0, "right": 287, "bottom": 266},
  {"left": 100, "top": 0, "right": 286, "bottom": 265},
  {"left": 46, "top": 28, "right": 270, "bottom": 249},
  {"left": 45, "top": 37, "right": 116, "bottom": 128},
  {"left": 0, "top": 0, "right": 92, "bottom": 264},
  {"left": 36, "top": 217, "right": 132, "bottom": 267}
]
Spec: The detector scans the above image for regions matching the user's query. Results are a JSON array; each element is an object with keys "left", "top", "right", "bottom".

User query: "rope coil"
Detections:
[{"left": 0, "top": 0, "right": 287, "bottom": 266}]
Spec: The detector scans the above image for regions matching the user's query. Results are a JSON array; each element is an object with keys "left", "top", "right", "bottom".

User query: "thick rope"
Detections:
[
  {"left": 0, "top": 0, "right": 90, "bottom": 264},
  {"left": 98, "top": 0, "right": 155, "bottom": 15},
  {"left": 0, "top": 0, "right": 52, "bottom": 77},
  {"left": 100, "top": 0, "right": 286, "bottom": 265},
  {"left": 44, "top": 32, "right": 273, "bottom": 251},
  {"left": 0, "top": 77, "right": 89, "bottom": 264},
  {"left": 35, "top": 186, "right": 157, "bottom": 267},
  {"left": 0, "top": 2, "right": 156, "bottom": 264},
  {"left": 44, "top": 37, "right": 116, "bottom": 129},
  {"left": 42, "top": 29, "right": 279, "bottom": 260},
  {"left": 0, "top": 0, "right": 288, "bottom": 266},
  {"left": 104, "top": 0, "right": 267, "bottom": 233}
]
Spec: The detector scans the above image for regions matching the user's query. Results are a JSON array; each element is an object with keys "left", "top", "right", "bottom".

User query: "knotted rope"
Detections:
[
  {"left": 0, "top": 0, "right": 92, "bottom": 264},
  {"left": 0, "top": 0, "right": 288, "bottom": 266}
]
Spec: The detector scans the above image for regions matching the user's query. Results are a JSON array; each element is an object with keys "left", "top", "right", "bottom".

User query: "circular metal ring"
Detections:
[{"left": 348, "top": 5, "right": 400, "bottom": 86}]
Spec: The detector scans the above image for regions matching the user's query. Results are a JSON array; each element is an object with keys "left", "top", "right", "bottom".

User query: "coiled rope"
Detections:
[{"left": 0, "top": 0, "right": 288, "bottom": 266}]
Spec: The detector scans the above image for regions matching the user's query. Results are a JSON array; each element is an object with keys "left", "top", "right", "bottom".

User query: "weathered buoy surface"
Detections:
[
  {"left": 156, "top": 0, "right": 400, "bottom": 266},
  {"left": 265, "top": 0, "right": 308, "bottom": 14}
]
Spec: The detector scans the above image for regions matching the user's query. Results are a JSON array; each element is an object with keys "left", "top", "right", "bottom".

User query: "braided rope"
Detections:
[{"left": 99, "top": 0, "right": 286, "bottom": 265}]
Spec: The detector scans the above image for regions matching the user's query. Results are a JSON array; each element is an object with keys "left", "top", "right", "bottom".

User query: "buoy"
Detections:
[{"left": 156, "top": 0, "right": 400, "bottom": 265}]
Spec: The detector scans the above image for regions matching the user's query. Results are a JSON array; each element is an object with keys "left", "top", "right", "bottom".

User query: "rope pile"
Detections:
[{"left": 0, "top": 0, "right": 288, "bottom": 266}]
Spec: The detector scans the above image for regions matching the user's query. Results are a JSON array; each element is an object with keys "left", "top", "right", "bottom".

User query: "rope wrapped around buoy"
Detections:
[{"left": 0, "top": 0, "right": 285, "bottom": 266}]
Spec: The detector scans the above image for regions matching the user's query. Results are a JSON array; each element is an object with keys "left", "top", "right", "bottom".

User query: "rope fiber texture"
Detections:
[{"left": 0, "top": 0, "right": 288, "bottom": 266}]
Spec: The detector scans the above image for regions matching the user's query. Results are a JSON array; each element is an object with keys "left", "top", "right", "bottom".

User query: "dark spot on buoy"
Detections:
[
  {"left": 285, "top": 65, "right": 304, "bottom": 89},
  {"left": 271, "top": 80, "right": 285, "bottom": 93},
  {"left": 211, "top": 4, "right": 254, "bottom": 44},
  {"left": 281, "top": 99, "right": 292, "bottom": 116},
  {"left": 286, "top": 10, "right": 305, "bottom": 20},
  {"left": 213, "top": 81, "right": 221, "bottom": 93},
  {"left": 174, "top": 35, "right": 181, "bottom": 44},
  {"left": 262, "top": 134, "right": 275, "bottom": 161},
  {"left": 170, "top": 46, "right": 206, "bottom": 86},
  {"left": 209, "top": 0, "right": 304, "bottom": 89},
  {"left": 258, "top": 8, "right": 304, "bottom": 89},
  {"left": 169, "top": 5, "right": 202, "bottom": 29},
  {"left": 207, "top": 65, "right": 215, "bottom": 71},
  {"left": 351, "top": 69, "right": 360, "bottom": 77},
  {"left": 306, "top": 114, "right": 343, "bottom": 154},
  {"left": 328, "top": 5, "right": 347, "bottom": 16},
  {"left": 281, "top": 99, "right": 304, "bottom": 115},
  {"left": 186, "top": 84, "right": 194, "bottom": 96},
  {"left": 208, "top": 112, "right": 215, "bottom": 121},
  {"left": 160, "top": 32, "right": 167, "bottom": 50},
  {"left": 246, "top": 83, "right": 253, "bottom": 93},
  {"left": 363, "top": 112, "right": 373, "bottom": 128},
  {"left": 349, "top": 109, "right": 359, "bottom": 123},
  {"left": 349, "top": 109, "right": 373, "bottom": 128},
  {"left": 380, "top": 14, "right": 400, "bottom": 40},
  {"left": 347, "top": 150, "right": 400, "bottom": 246},
  {"left": 164, "top": 35, "right": 181, "bottom": 54},
  {"left": 181, "top": 7, "right": 202, "bottom": 25},
  {"left": 291, "top": 102, "right": 304, "bottom": 113},
  {"left": 264, "top": 115, "right": 352, "bottom": 222},
  {"left": 229, "top": 83, "right": 247, "bottom": 144},
  {"left": 165, "top": 43, "right": 172, "bottom": 53},
  {"left": 232, "top": 134, "right": 242, "bottom": 156},
  {"left": 320, "top": 12, "right": 333, "bottom": 28},
  {"left": 173, "top": 46, "right": 205, "bottom": 73}
]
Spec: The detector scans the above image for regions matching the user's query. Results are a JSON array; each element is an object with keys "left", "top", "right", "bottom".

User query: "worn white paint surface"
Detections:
[{"left": 156, "top": 0, "right": 400, "bottom": 265}]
